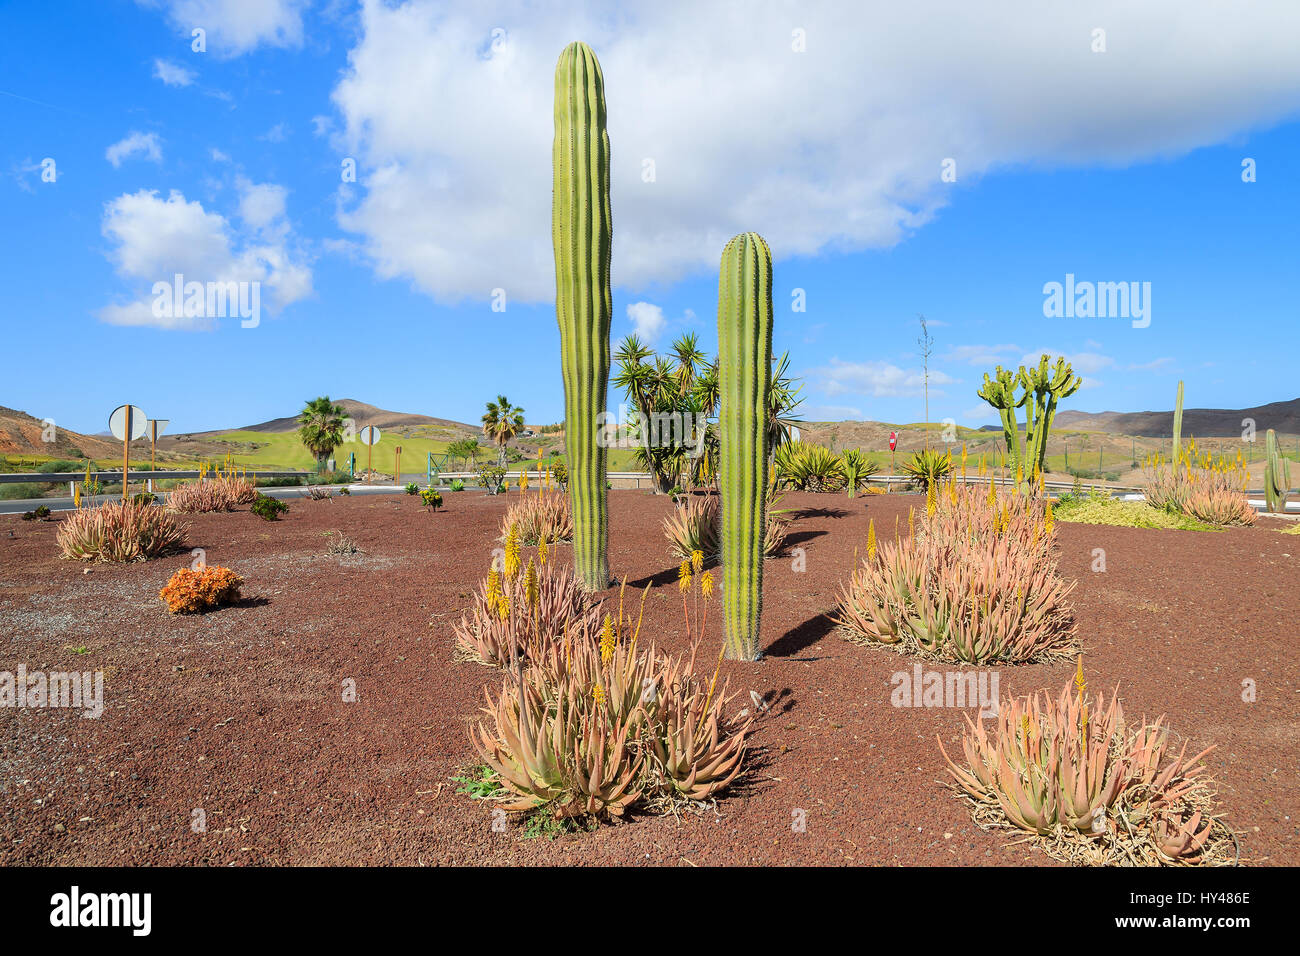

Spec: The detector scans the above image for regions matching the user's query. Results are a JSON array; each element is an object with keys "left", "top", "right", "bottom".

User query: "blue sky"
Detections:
[{"left": 3, "top": 1, "right": 1298, "bottom": 437}]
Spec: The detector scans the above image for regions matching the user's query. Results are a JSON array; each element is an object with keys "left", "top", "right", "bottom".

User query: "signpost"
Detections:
[
  {"left": 888, "top": 431, "right": 898, "bottom": 493},
  {"left": 148, "top": 419, "right": 169, "bottom": 489},
  {"left": 394, "top": 445, "right": 402, "bottom": 486},
  {"left": 359, "top": 426, "right": 381, "bottom": 484},
  {"left": 109, "top": 405, "right": 147, "bottom": 501}
]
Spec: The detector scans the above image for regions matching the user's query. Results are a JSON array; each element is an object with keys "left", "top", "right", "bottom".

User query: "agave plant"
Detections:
[
  {"left": 774, "top": 441, "right": 845, "bottom": 492},
  {"left": 938, "top": 668, "right": 1225, "bottom": 865}
]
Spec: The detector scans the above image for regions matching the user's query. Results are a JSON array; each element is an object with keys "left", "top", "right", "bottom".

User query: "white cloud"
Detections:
[
  {"left": 141, "top": 0, "right": 308, "bottom": 57},
  {"left": 97, "top": 188, "right": 311, "bottom": 330},
  {"left": 152, "top": 58, "right": 196, "bottom": 87},
  {"left": 1019, "top": 349, "right": 1114, "bottom": 389},
  {"left": 105, "top": 131, "right": 163, "bottom": 168},
  {"left": 809, "top": 358, "right": 958, "bottom": 399},
  {"left": 807, "top": 404, "right": 864, "bottom": 421},
  {"left": 261, "top": 123, "right": 289, "bottom": 143},
  {"left": 210, "top": 147, "right": 230, "bottom": 162},
  {"left": 625, "top": 301, "right": 666, "bottom": 342},
  {"left": 236, "top": 178, "right": 288, "bottom": 233},
  {"left": 942, "top": 343, "right": 1022, "bottom": 367},
  {"left": 327, "top": 0, "right": 1300, "bottom": 305}
]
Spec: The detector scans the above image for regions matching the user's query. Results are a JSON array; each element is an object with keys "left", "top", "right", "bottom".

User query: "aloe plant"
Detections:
[
  {"left": 552, "top": 41, "right": 612, "bottom": 591},
  {"left": 1265, "top": 428, "right": 1291, "bottom": 514},
  {"left": 717, "top": 232, "right": 774, "bottom": 661}
]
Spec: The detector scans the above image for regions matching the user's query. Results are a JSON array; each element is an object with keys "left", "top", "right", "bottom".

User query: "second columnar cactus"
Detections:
[
  {"left": 1264, "top": 428, "right": 1291, "bottom": 514},
  {"left": 1172, "top": 380, "right": 1185, "bottom": 463},
  {"left": 717, "top": 232, "right": 774, "bottom": 661},
  {"left": 552, "top": 41, "right": 612, "bottom": 591}
]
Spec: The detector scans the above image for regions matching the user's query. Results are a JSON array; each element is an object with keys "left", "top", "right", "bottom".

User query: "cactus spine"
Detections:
[
  {"left": 1172, "top": 380, "right": 1184, "bottom": 462},
  {"left": 717, "top": 233, "right": 773, "bottom": 661},
  {"left": 1264, "top": 428, "right": 1291, "bottom": 514},
  {"left": 552, "top": 41, "right": 612, "bottom": 592}
]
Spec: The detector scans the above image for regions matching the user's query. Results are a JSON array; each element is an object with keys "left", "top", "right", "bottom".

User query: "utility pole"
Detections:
[{"left": 917, "top": 314, "right": 934, "bottom": 451}]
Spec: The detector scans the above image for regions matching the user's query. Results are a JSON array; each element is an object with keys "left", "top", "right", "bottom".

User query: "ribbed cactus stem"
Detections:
[
  {"left": 717, "top": 232, "right": 773, "bottom": 661},
  {"left": 1172, "top": 380, "right": 1184, "bottom": 463},
  {"left": 1264, "top": 428, "right": 1291, "bottom": 514},
  {"left": 552, "top": 41, "right": 612, "bottom": 592}
]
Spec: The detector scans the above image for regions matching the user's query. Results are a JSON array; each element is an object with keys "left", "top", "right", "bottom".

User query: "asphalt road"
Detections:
[{"left": 0, "top": 483, "right": 416, "bottom": 515}]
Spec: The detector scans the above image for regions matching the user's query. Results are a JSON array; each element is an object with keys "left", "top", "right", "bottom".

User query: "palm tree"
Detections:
[
  {"left": 481, "top": 395, "right": 525, "bottom": 466},
  {"left": 297, "top": 396, "right": 348, "bottom": 470},
  {"left": 446, "top": 438, "right": 481, "bottom": 469}
]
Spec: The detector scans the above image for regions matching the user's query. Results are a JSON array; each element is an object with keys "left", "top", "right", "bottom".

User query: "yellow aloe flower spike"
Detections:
[
  {"left": 866, "top": 518, "right": 877, "bottom": 562},
  {"left": 700, "top": 570, "right": 714, "bottom": 600},
  {"left": 524, "top": 558, "right": 539, "bottom": 611},
  {"left": 600, "top": 615, "right": 616, "bottom": 664},
  {"left": 691, "top": 549, "right": 704, "bottom": 573},
  {"left": 677, "top": 559, "right": 692, "bottom": 592},
  {"left": 538, "top": 535, "right": 549, "bottom": 566}
]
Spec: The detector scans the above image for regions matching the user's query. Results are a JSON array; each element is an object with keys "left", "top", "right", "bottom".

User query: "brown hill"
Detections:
[
  {"left": 1056, "top": 397, "right": 1300, "bottom": 437},
  {"left": 0, "top": 405, "right": 131, "bottom": 460},
  {"left": 227, "top": 399, "right": 478, "bottom": 438}
]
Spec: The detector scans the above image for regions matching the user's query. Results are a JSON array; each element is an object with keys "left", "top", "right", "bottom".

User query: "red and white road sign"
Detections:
[{"left": 889, "top": 432, "right": 898, "bottom": 451}]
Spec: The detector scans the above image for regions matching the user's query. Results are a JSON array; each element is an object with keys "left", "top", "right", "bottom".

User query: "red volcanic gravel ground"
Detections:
[{"left": 0, "top": 490, "right": 1296, "bottom": 866}]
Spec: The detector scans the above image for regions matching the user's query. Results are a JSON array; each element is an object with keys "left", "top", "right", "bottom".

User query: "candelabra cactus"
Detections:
[
  {"left": 1022, "top": 355, "right": 1082, "bottom": 480},
  {"left": 552, "top": 41, "right": 612, "bottom": 591},
  {"left": 976, "top": 366, "right": 1027, "bottom": 473},
  {"left": 1172, "top": 380, "right": 1185, "bottom": 463},
  {"left": 1264, "top": 428, "right": 1291, "bottom": 514},
  {"left": 717, "top": 232, "right": 774, "bottom": 661}
]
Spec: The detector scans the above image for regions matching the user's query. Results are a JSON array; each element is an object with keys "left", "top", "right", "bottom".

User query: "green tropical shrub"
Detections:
[
  {"left": 250, "top": 495, "right": 289, "bottom": 521},
  {"left": 450, "top": 478, "right": 466, "bottom": 492}
]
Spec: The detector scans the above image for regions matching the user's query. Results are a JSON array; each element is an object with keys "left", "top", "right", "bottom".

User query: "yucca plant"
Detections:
[
  {"left": 57, "top": 499, "right": 187, "bottom": 562},
  {"left": 901, "top": 448, "right": 952, "bottom": 491},
  {"left": 840, "top": 448, "right": 879, "bottom": 496},
  {"left": 500, "top": 491, "right": 573, "bottom": 545},
  {"left": 834, "top": 481, "right": 1076, "bottom": 664},
  {"left": 938, "top": 666, "right": 1229, "bottom": 865}
]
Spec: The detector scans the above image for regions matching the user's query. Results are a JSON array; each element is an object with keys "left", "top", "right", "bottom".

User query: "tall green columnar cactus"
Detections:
[
  {"left": 717, "top": 233, "right": 774, "bottom": 662},
  {"left": 552, "top": 41, "right": 612, "bottom": 592},
  {"left": 1021, "top": 355, "right": 1082, "bottom": 481},
  {"left": 1172, "top": 380, "right": 1185, "bottom": 463},
  {"left": 1264, "top": 428, "right": 1291, "bottom": 514},
  {"left": 976, "top": 366, "right": 1027, "bottom": 472}
]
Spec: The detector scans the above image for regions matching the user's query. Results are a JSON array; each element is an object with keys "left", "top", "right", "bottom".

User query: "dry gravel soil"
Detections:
[{"left": 0, "top": 490, "right": 1296, "bottom": 866}]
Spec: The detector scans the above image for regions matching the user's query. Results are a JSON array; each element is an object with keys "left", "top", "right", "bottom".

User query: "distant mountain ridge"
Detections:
[
  {"left": 175, "top": 399, "right": 480, "bottom": 439},
  {"left": 1056, "top": 397, "right": 1300, "bottom": 437}
]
